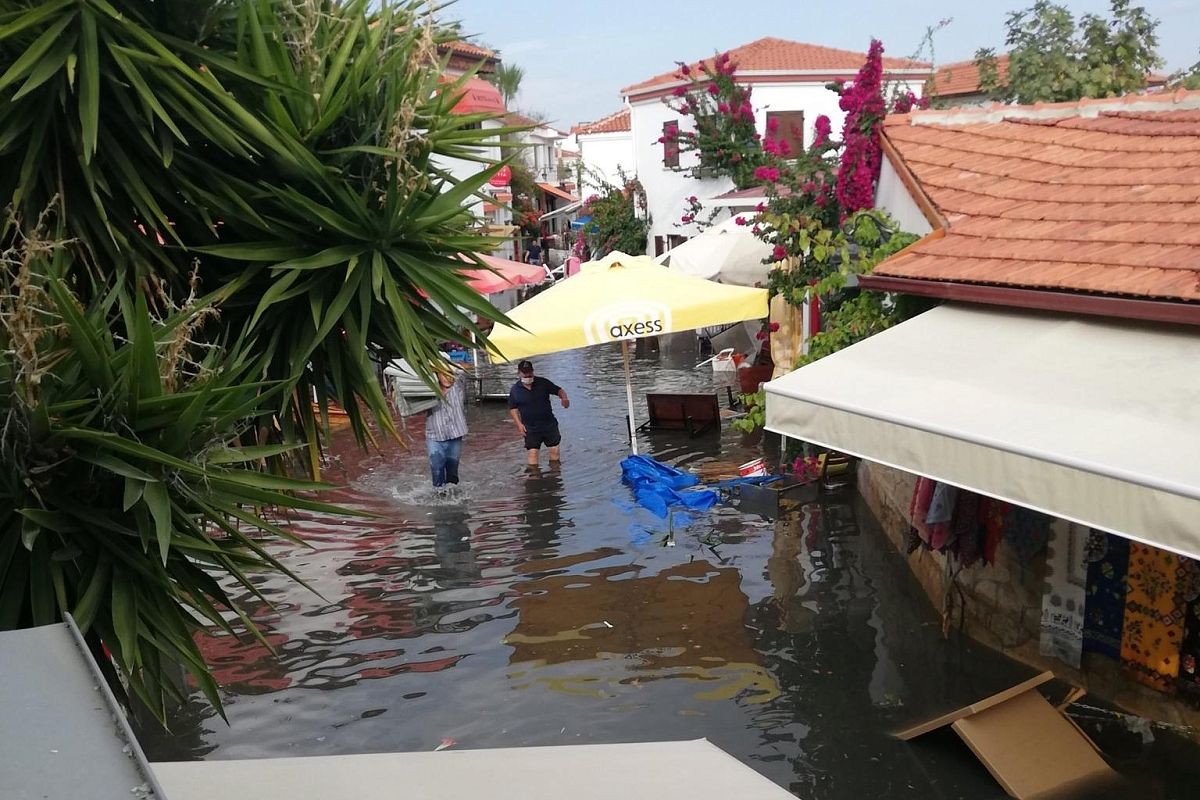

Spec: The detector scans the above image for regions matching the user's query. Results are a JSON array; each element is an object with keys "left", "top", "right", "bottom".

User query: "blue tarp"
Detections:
[
  {"left": 569, "top": 215, "right": 594, "bottom": 230},
  {"left": 620, "top": 455, "right": 719, "bottom": 519}
]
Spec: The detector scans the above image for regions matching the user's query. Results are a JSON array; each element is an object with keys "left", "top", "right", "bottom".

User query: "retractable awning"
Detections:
[{"left": 764, "top": 304, "right": 1200, "bottom": 559}]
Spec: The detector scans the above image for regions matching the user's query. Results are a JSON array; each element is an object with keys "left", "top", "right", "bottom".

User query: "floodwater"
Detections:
[{"left": 138, "top": 337, "right": 1200, "bottom": 798}]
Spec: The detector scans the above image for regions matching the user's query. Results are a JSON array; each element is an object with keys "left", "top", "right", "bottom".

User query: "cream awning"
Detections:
[{"left": 764, "top": 304, "right": 1200, "bottom": 559}]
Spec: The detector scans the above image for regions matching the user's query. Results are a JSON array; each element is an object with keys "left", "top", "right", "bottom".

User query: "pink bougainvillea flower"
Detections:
[
  {"left": 680, "top": 63, "right": 691, "bottom": 76},
  {"left": 735, "top": 216, "right": 747, "bottom": 225},
  {"left": 812, "top": 114, "right": 832, "bottom": 147},
  {"left": 768, "top": 322, "right": 780, "bottom": 332},
  {"left": 752, "top": 166, "right": 780, "bottom": 182},
  {"left": 672, "top": 86, "right": 687, "bottom": 97},
  {"left": 772, "top": 244, "right": 787, "bottom": 260},
  {"left": 766, "top": 117, "right": 780, "bottom": 133},
  {"left": 707, "top": 83, "right": 719, "bottom": 96},
  {"left": 687, "top": 195, "right": 698, "bottom": 203},
  {"left": 777, "top": 139, "right": 791, "bottom": 157},
  {"left": 755, "top": 202, "right": 765, "bottom": 212}
]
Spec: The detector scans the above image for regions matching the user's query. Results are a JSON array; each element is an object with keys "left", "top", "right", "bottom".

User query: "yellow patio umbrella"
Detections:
[{"left": 488, "top": 251, "right": 768, "bottom": 453}]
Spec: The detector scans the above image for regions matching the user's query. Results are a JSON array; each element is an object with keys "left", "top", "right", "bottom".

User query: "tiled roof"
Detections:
[
  {"left": 622, "top": 37, "right": 928, "bottom": 96},
  {"left": 437, "top": 40, "right": 496, "bottom": 60},
  {"left": 503, "top": 112, "right": 542, "bottom": 128},
  {"left": 875, "top": 90, "right": 1200, "bottom": 303},
  {"left": 930, "top": 54, "right": 1167, "bottom": 99},
  {"left": 572, "top": 108, "right": 632, "bottom": 135},
  {"left": 929, "top": 55, "right": 1009, "bottom": 98}
]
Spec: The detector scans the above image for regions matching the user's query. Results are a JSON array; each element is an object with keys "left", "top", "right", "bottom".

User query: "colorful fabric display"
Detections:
[
  {"left": 1082, "top": 531, "right": 1130, "bottom": 661},
  {"left": 1121, "top": 542, "right": 1186, "bottom": 692},
  {"left": 1039, "top": 521, "right": 1090, "bottom": 668}
]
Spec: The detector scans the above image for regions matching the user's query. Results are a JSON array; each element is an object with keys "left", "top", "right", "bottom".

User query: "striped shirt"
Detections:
[{"left": 425, "top": 371, "right": 468, "bottom": 441}]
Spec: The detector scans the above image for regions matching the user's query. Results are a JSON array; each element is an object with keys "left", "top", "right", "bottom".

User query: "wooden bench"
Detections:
[{"left": 638, "top": 393, "right": 721, "bottom": 437}]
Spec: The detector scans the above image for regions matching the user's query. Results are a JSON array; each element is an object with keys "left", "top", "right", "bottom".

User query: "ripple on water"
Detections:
[{"left": 135, "top": 341, "right": 1200, "bottom": 799}]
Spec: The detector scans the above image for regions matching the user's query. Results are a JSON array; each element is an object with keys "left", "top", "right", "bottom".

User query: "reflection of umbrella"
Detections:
[
  {"left": 461, "top": 254, "right": 545, "bottom": 295},
  {"left": 656, "top": 216, "right": 774, "bottom": 286},
  {"left": 487, "top": 252, "right": 768, "bottom": 453}
]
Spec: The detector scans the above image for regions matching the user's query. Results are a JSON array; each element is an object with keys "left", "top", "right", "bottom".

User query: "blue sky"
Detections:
[{"left": 444, "top": 0, "right": 1199, "bottom": 128}]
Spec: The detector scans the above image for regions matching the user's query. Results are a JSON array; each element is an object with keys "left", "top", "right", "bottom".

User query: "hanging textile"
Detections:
[
  {"left": 1003, "top": 506, "right": 1051, "bottom": 565},
  {"left": 950, "top": 491, "right": 981, "bottom": 567},
  {"left": 1121, "top": 543, "right": 1186, "bottom": 692},
  {"left": 978, "top": 497, "right": 1009, "bottom": 565},
  {"left": 925, "top": 483, "right": 958, "bottom": 551},
  {"left": 908, "top": 477, "right": 935, "bottom": 550},
  {"left": 1039, "top": 521, "right": 1089, "bottom": 668},
  {"left": 1176, "top": 559, "right": 1200, "bottom": 699},
  {"left": 1083, "top": 531, "right": 1130, "bottom": 661}
]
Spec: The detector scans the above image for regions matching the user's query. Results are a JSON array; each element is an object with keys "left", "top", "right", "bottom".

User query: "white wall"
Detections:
[
  {"left": 875, "top": 157, "right": 933, "bottom": 236},
  {"left": 433, "top": 118, "right": 512, "bottom": 256},
  {"left": 577, "top": 130, "right": 635, "bottom": 195},
  {"left": 629, "top": 78, "right": 927, "bottom": 251}
]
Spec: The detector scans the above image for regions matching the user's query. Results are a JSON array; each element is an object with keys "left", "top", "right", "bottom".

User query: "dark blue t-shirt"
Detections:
[{"left": 508, "top": 376, "right": 561, "bottom": 431}]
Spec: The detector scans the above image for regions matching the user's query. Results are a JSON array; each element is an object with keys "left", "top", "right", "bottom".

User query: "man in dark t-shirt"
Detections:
[{"left": 508, "top": 359, "right": 570, "bottom": 466}]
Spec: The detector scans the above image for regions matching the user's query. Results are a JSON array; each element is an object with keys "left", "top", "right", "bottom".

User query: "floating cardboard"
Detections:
[{"left": 896, "top": 671, "right": 1118, "bottom": 800}]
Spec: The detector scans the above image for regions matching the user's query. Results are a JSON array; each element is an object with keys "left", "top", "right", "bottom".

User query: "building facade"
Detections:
[
  {"left": 621, "top": 38, "right": 929, "bottom": 256},
  {"left": 572, "top": 108, "right": 635, "bottom": 195}
]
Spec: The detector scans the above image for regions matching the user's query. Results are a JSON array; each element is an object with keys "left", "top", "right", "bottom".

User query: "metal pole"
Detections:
[{"left": 622, "top": 338, "right": 638, "bottom": 454}]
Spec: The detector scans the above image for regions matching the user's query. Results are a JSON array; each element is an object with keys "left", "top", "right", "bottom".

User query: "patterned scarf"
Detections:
[
  {"left": 1121, "top": 542, "right": 1186, "bottom": 692},
  {"left": 1083, "top": 531, "right": 1129, "bottom": 662}
]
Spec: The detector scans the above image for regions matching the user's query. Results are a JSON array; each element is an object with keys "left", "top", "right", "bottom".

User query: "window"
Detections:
[
  {"left": 654, "top": 236, "right": 666, "bottom": 256},
  {"left": 766, "top": 110, "right": 805, "bottom": 157},
  {"left": 662, "top": 121, "right": 680, "bottom": 168}
]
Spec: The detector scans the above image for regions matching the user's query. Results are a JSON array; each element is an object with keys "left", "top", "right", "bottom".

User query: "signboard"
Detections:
[{"left": 488, "top": 165, "right": 512, "bottom": 188}]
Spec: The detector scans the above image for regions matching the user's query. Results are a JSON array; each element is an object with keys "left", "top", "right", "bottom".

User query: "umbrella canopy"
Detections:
[
  {"left": 487, "top": 252, "right": 768, "bottom": 453},
  {"left": 488, "top": 251, "right": 768, "bottom": 362},
  {"left": 658, "top": 216, "right": 774, "bottom": 287},
  {"left": 464, "top": 254, "right": 545, "bottom": 295}
]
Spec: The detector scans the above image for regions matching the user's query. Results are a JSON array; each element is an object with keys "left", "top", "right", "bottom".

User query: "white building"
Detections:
[
  {"left": 503, "top": 112, "right": 567, "bottom": 184},
  {"left": 620, "top": 37, "right": 929, "bottom": 256},
  {"left": 571, "top": 108, "right": 635, "bottom": 196}
]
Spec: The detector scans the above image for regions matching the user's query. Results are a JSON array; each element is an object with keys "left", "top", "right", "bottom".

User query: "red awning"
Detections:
[
  {"left": 464, "top": 254, "right": 545, "bottom": 295},
  {"left": 537, "top": 183, "right": 578, "bottom": 203},
  {"left": 449, "top": 78, "right": 505, "bottom": 115}
]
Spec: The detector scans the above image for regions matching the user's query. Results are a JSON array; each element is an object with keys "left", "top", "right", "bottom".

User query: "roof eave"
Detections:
[{"left": 859, "top": 275, "right": 1200, "bottom": 327}]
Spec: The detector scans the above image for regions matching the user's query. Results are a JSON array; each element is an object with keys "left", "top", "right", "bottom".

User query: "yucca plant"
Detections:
[
  {"left": 0, "top": 234, "right": 349, "bottom": 719},
  {"left": 0, "top": 0, "right": 516, "bottom": 721}
]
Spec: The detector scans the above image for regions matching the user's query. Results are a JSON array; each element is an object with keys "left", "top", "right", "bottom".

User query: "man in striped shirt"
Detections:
[{"left": 426, "top": 364, "right": 469, "bottom": 491}]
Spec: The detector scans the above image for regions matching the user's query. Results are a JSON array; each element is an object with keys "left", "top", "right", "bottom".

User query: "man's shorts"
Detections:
[{"left": 524, "top": 426, "right": 562, "bottom": 450}]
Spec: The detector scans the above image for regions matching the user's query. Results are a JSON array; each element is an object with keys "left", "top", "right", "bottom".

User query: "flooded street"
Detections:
[{"left": 139, "top": 338, "right": 1199, "bottom": 798}]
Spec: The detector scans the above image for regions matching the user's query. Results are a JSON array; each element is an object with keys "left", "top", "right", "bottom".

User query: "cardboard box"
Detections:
[{"left": 896, "top": 672, "right": 1121, "bottom": 799}]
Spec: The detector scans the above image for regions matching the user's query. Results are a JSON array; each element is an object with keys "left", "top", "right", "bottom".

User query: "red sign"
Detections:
[{"left": 488, "top": 165, "right": 512, "bottom": 188}]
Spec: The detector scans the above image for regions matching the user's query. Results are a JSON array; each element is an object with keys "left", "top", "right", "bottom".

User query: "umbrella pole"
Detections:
[{"left": 622, "top": 338, "right": 638, "bottom": 454}]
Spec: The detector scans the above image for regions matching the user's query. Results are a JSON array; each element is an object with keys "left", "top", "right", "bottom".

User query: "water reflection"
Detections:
[{"left": 135, "top": 342, "right": 1200, "bottom": 799}]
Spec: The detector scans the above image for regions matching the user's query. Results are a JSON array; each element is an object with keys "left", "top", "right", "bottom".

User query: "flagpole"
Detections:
[{"left": 622, "top": 338, "right": 638, "bottom": 454}]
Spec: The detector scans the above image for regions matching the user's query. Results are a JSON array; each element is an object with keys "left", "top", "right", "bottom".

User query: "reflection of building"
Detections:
[{"left": 506, "top": 555, "right": 779, "bottom": 703}]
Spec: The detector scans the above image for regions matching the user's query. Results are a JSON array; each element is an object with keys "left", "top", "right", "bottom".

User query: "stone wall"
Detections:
[{"left": 857, "top": 460, "right": 1200, "bottom": 733}]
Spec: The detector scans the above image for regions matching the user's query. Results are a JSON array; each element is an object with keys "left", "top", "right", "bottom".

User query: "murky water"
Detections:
[{"left": 139, "top": 337, "right": 1199, "bottom": 798}]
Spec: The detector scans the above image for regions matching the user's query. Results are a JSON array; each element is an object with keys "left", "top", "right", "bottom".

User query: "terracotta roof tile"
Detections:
[
  {"left": 621, "top": 37, "right": 927, "bottom": 96},
  {"left": 929, "top": 55, "right": 1010, "bottom": 98},
  {"left": 572, "top": 108, "right": 631, "bottom": 135},
  {"left": 437, "top": 40, "right": 496, "bottom": 60},
  {"left": 876, "top": 90, "right": 1200, "bottom": 303}
]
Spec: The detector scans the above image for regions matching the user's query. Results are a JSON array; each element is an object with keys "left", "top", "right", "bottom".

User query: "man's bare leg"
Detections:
[
  {"left": 527, "top": 448, "right": 539, "bottom": 467},
  {"left": 548, "top": 445, "right": 561, "bottom": 463}
]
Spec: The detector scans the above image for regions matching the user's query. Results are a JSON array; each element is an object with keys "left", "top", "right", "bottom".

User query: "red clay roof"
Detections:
[
  {"left": 930, "top": 55, "right": 1010, "bottom": 98},
  {"left": 875, "top": 90, "right": 1200, "bottom": 303},
  {"left": 930, "top": 54, "right": 1167, "bottom": 100},
  {"left": 503, "top": 112, "right": 543, "bottom": 128},
  {"left": 538, "top": 183, "right": 579, "bottom": 203},
  {"left": 437, "top": 40, "right": 496, "bottom": 60},
  {"left": 572, "top": 108, "right": 632, "bottom": 135},
  {"left": 622, "top": 37, "right": 927, "bottom": 96}
]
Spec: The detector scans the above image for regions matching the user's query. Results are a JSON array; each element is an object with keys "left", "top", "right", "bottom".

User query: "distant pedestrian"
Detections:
[
  {"left": 426, "top": 363, "right": 469, "bottom": 493},
  {"left": 524, "top": 239, "right": 543, "bottom": 266},
  {"left": 508, "top": 359, "right": 569, "bottom": 466}
]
